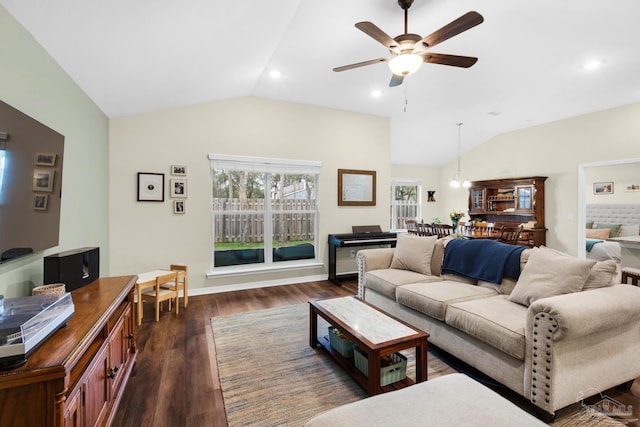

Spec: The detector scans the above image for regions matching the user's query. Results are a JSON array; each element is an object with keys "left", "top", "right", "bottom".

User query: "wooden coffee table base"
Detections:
[{"left": 309, "top": 297, "right": 428, "bottom": 395}]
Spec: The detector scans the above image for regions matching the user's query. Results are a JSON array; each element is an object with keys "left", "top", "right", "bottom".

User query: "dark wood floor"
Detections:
[
  {"left": 112, "top": 280, "right": 640, "bottom": 427},
  {"left": 111, "top": 279, "right": 357, "bottom": 427}
]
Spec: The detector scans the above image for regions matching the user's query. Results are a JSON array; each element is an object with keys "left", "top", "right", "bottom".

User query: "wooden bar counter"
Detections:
[{"left": 0, "top": 275, "right": 138, "bottom": 427}]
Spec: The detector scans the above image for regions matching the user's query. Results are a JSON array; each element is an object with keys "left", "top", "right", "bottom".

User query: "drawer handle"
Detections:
[
  {"left": 107, "top": 365, "right": 119, "bottom": 379},
  {"left": 126, "top": 334, "right": 133, "bottom": 340}
]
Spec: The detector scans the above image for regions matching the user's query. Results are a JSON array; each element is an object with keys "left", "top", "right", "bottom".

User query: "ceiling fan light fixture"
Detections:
[{"left": 388, "top": 53, "right": 423, "bottom": 76}]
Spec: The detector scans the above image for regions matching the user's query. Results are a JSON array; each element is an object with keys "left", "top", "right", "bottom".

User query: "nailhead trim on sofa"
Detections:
[{"left": 531, "top": 312, "right": 559, "bottom": 411}]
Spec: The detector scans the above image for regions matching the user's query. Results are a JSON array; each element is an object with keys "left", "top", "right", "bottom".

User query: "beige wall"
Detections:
[
  {"left": 109, "top": 97, "right": 390, "bottom": 291},
  {"left": 390, "top": 164, "right": 441, "bottom": 224},
  {"left": 436, "top": 103, "right": 640, "bottom": 255},
  {"left": 585, "top": 162, "right": 640, "bottom": 204},
  {"left": 0, "top": 7, "right": 110, "bottom": 297}
]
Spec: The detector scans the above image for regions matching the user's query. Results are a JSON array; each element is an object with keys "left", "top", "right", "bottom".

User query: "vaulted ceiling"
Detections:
[{"left": 2, "top": 0, "right": 639, "bottom": 166}]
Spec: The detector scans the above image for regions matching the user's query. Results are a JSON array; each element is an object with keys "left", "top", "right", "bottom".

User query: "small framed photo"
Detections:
[
  {"left": 35, "top": 152, "right": 57, "bottom": 166},
  {"left": 170, "top": 179, "right": 188, "bottom": 198},
  {"left": 137, "top": 172, "right": 165, "bottom": 202},
  {"left": 171, "top": 165, "right": 187, "bottom": 176},
  {"left": 624, "top": 182, "right": 640, "bottom": 192},
  {"left": 33, "top": 194, "right": 49, "bottom": 210},
  {"left": 33, "top": 169, "right": 55, "bottom": 192},
  {"left": 173, "top": 200, "right": 185, "bottom": 214},
  {"left": 594, "top": 181, "right": 614, "bottom": 195}
]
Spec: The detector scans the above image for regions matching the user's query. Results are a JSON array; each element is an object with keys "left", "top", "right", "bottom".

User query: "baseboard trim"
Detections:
[{"left": 189, "top": 274, "right": 329, "bottom": 295}]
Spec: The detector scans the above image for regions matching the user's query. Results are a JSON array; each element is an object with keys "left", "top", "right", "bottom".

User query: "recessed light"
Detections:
[
  {"left": 583, "top": 60, "right": 602, "bottom": 70},
  {"left": 371, "top": 89, "right": 382, "bottom": 97},
  {"left": 269, "top": 70, "right": 282, "bottom": 79}
]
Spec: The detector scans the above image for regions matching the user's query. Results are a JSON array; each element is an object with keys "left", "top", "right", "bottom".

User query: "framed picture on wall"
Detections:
[
  {"left": 33, "top": 194, "right": 48, "bottom": 210},
  {"left": 593, "top": 181, "right": 614, "bottom": 195},
  {"left": 171, "top": 165, "right": 187, "bottom": 176},
  {"left": 624, "top": 182, "right": 640, "bottom": 192},
  {"left": 33, "top": 169, "right": 55, "bottom": 192},
  {"left": 35, "top": 152, "right": 57, "bottom": 166},
  {"left": 338, "top": 169, "right": 376, "bottom": 206},
  {"left": 170, "top": 179, "right": 188, "bottom": 198},
  {"left": 137, "top": 172, "right": 165, "bottom": 201},
  {"left": 173, "top": 200, "right": 185, "bottom": 214}
]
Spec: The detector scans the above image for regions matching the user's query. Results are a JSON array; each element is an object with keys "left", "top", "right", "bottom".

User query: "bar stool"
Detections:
[{"left": 621, "top": 267, "right": 640, "bottom": 286}]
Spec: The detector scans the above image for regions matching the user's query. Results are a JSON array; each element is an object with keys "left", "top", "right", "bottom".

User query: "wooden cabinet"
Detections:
[
  {"left": 0, "top": 276, "right": 138, "bottom": 427},
  {"left": 468, "top": 177, "right": 547, "bottom": 246}
]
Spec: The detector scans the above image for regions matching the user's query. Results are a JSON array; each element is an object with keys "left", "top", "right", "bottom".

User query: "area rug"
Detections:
[{"left": 210, "top": 303, "right": 625, "bottom": 427}]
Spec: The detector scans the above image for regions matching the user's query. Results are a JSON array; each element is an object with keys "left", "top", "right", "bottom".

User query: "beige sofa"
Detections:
[{"left": 356, "top": 233, "right": 640, "bottom": 418}]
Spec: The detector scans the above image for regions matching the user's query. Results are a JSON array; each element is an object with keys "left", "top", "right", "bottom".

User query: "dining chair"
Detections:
[
  {"left": 140, "top": 271, "right": 179, "bottom": 322},
  {"left": 498, "top": 225, "right": 524, "bottom": 245},
  {"left": 406, "top": 219, "right": 418, "bottom": 234},
  {"left": 415, "top": 221, "right": 434, "bottom": 236},
  {"left": 433, "top": 223, "right": 454, "bottom": 238},
  {"left": 161, "top": 264, "right": 189, "bottom": 309}
]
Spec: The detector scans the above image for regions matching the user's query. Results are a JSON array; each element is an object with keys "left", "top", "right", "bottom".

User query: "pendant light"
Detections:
[{"left": 450, "top": 123, "right": 471, "bottom": 188}]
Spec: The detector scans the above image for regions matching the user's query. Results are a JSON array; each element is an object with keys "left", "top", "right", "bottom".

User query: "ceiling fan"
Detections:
[{"left": 334, "top": 0, "right": 484, "bottom": 87}]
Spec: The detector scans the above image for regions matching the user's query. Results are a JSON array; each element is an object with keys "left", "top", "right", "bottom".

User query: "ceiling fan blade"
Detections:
[
  {"left": 355, "top": 21, "right": 400, "bottom": 53},
  {"left": 333, "top": 57, "right": 388, "bottom": 72},
  {"left": 420, "top": 11, "right": 484, "bottom": 49},
  {"left": 423, "top": 53, "right": 478, "bottom": 68},
  {"left": 389, "top": 74, "right": 404, "bottom": 87}
]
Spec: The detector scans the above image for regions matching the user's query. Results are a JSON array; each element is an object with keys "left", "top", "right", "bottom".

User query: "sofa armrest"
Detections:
[
  {"left": 356, "top": 248, "right": 395, "bottom": 298},
  {"left": 527, "top": 285, "right": 640, "bottom": 339},
  {"left": 524, "top": 285, "right": 640, "bottom": 414}
]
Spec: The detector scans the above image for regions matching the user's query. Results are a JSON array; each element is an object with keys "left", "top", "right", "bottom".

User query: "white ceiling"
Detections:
[{"left": 2, "top": 0, "right": 640, "bottom": 166}]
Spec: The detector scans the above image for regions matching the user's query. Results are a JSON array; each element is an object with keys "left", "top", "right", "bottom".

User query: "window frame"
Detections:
[
  {"left": 208, "top": 154, "right": 322, "bottom": 276},
  {"left": 390, "top": 178, "right": 422, "bottom": 232}
]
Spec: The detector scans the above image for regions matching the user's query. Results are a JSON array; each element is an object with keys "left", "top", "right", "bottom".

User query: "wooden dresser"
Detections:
[{"left": 0, "top": 276, "right": 138, "bottom": 427}]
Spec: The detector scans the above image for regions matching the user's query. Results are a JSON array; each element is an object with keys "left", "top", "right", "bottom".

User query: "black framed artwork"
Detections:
[{"left": 137, "top": 172, "right": 165, "bottom": 202}]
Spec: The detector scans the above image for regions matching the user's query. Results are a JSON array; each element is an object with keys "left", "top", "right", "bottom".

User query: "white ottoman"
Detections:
[{"left": 305, "top": 373, "right": 546, "bottom": 426}]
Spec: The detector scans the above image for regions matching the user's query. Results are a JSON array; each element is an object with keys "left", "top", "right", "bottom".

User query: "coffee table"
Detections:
[{"left": 309, "top": 296, "right": 429, "bottom": 395}]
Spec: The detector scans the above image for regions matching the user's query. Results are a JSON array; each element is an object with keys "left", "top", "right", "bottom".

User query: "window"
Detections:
[
  {"left": 390, "top": 178, "right": 421, "bottom": 231},
  {"left": 209, "top": 154, "right": 320, "bottom": 271}
]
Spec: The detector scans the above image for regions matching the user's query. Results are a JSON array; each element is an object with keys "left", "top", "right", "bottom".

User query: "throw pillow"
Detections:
[
  {"left": 619, "top": 224, "right": 640, "bottom": 237},
  {"left": 508, "top": 247, "right": 597, "bottom": 306},
  {"left": 390, "top": 233, "right": 437, "bottom": 275},
  {"left": 586, "top": 221, "right": 594, "bottom": 229},
  {"left": 593, "top": 223, "right": 622, "bottom": 238},
  {"left": 583, "top": 259, "right": 618, "bottom": 290},
  {"left": 586, "top": 228, "right": 610, "bottom": 239}
]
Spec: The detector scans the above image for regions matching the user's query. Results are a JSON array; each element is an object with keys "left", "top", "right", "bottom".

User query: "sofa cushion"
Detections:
[
  {"left": 364, "top": 269, "right": 439, "bottom": 300},
  {"left": 583, "top": 259, "right": 617, "bottom": 290},
  {"left": 430, "top": 235, "right": 456, "bottom": 276},
  {"left": 390, "top": 234, "right": 437, "bottom": 275},
  {"left": 396, "top": 281, "right": 497, "bottom": 322},
  {"left": 508, "top": 247, "right": 597, "bottom": 306},
  {"left": 446, "top": 295, "right": 527, "bottom": 360}
]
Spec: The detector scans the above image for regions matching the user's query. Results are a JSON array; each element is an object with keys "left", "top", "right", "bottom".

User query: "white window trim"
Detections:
[
  {"left": 390, "top": 177, "right": 422, "bottom": 232},
  {"left": 208, "top": 153, "right": 321, "bottom": 274}
]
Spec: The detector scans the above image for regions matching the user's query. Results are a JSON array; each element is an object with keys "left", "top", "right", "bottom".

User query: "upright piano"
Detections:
[{"left": 328, "top": 228, "right": 397, "bottom": 285}]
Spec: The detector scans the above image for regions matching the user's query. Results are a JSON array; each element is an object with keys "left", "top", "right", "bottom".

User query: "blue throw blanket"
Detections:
[
  {"left": 442, "top": 239, "right": 526, "bottom": 284},
  {"left": 586, "top": 239, "right": 603, "bottom": 252}
]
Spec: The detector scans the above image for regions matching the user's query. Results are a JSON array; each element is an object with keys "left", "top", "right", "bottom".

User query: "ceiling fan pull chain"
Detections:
[{"left": 404, "top": 81, "right": 409, "bottom": 113}]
